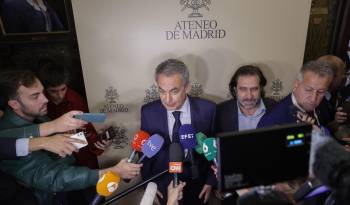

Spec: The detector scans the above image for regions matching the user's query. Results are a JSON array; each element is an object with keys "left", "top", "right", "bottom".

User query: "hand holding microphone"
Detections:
[
  {"left": 110, "top": 158, "right": 142, "bottom": 179},
  {"left": 90, "top": 171, "right": 120, "bottom": 205}
]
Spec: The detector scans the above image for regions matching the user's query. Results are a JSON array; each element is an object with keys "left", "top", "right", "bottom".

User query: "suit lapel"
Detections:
[
  {"left": 231, "top": 100, "right": 239, "bottom": 131},
  {"left": 189, "top": 97, "right": 199, "bottom": 131}
]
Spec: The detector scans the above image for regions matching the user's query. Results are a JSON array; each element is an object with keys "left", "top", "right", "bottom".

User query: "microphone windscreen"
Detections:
[
  {"left": 314, "top": 138, "right": 350, "bottom": 186},
  {"left": 203, "top": 138, "right": 217, "bottom": 161},
  {"left": 96, "top": 171, "right": 120, "bottom": 197},
  {"left": 142, "top": 134, "right": 164, "bottom": 158},
  {"left": 132, "top": 130, "right": 150, "bottom": 151},
  {"left": 139, "top": 182, "right": 158, "bottom": 205},
  {"left": 169, "top": 143, "right": 184, "bottom": 174},
  {"left": 169, "top": 143, "right": 184, "bottom": 162},
  {"left": 179, "top": 124, "right": 197, "bottom": 149},
  {"left": 195, "top": 132, "right": 207, "bottom": 154}
]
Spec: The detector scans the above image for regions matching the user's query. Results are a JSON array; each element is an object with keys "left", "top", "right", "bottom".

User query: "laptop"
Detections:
[{"left": 216, "top": 123, "right": 312, "bottom": 192}]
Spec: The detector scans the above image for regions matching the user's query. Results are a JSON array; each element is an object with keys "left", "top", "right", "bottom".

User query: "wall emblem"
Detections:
[
  {"left": 189, "top": 82, "right": 203, "bottom": 97},
  {"left": 99, "top": 86, "right": 129, "bottom": 113},
  {"left": 180, "top": 0, "right": 211, "bottom": 18},
  {"left": 270, "top": 79, "right": 285, "bottom": 101},
  {"left": 144, "top": 84, "right": 160, "bottom": 104},
  {"left": 111, "top": 126, "right": 128, "bottom": 149}
]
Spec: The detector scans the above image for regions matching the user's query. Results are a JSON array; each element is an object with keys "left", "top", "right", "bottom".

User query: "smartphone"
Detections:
[
  {"left": 98, "top": 127, "right": 116, "bottom": 140},
  {"left": 73, "top": 113, "right": 107, "bottom": 123}
]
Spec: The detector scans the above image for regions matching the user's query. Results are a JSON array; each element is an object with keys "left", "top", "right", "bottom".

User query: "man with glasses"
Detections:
[{"left": 258, "top": 60, "right": 334, "bottom": 128}]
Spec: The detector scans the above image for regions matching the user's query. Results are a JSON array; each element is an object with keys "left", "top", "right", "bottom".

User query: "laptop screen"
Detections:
[{"left": 216, "top": 123, "right": 312, "bottom": 192}]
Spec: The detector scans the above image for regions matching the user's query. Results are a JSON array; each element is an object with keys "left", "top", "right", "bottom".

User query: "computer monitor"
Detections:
[{"left": 217, "top": 123, "right": 312, "bottom": 192}]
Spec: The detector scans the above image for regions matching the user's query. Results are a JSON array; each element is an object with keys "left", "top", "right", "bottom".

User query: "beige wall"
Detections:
[{"left": 71, "top": 0, "right": 312, "bottom": 204}]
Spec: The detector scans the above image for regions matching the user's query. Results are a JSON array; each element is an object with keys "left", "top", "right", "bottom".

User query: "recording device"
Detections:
[
  {"left": 179, "top": 124, "right": 198, "bottom": 179},
  {"left": 169, "top": 143, "right": 184, "bottom": 187},
  {"left": 90, "top": 171, "right": 120, "bottom": 205},
  {"left": 128, "top": 130, "right": 150, "bottom": 163},
  {"left": 313, "top": 138, "right": 350, "bottom": 204},
  {"left": 139, "top": 182, "right": 158, "bottom": 205},
  {"left": 202, "top": 137, "right": 218, "bottom": 167},
  {"left": 73, "top": 113, "right": 107, "bottom": 123},
  {"left": 217, "top": 123, "right": 312, "bottom": 192},
  {"left": 97, "top": 126, "right": 116, "bottom": 141},
  {"left": 138, "top": 134, "right": 164, "bottom": 163},
  {"left": 70, "top": 131, "right": 88, "bottom": 149},
  {"left": 195, "top": 132, "right": 207, "bottom": 154}
]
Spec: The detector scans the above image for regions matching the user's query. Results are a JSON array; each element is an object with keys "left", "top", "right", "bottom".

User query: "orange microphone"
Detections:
[{"left": 90, "top": 171, "right": 120, "bottom": 205}]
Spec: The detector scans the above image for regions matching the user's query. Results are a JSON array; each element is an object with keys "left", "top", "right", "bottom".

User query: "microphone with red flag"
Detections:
[
  {"left": 138, "top": 134, "right": 164, "bottom": 163},
  {"left": 179, "top": 124, "right": 199, "bottom": 179},
  {"left": 128, "top": 130, "right": 150, "bottom": 162},
  {"left": 169, "top": 143, "right": 184, "bottom": 187},
  {"left": 90, "top": 171, "right": 120, "bottom": 205}
]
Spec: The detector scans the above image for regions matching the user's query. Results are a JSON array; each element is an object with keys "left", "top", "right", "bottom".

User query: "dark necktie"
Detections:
[{"left": 172, "top": 111, "right": 181, "bottom": 142}]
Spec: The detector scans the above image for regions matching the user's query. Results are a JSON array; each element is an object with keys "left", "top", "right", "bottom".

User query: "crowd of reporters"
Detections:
[{"left": 0, "top": 54, "right": 349, "bottom": 205}]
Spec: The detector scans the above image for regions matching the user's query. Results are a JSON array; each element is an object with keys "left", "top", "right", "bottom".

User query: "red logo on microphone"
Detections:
[{"left": 169, "top": 162, "right": 183, "bottom": 173}]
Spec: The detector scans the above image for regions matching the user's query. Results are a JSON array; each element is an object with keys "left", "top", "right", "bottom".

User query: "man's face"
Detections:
[
  {"left": 10, "top": 78, "right": 48, "bottom": 120},
  {"left": 157, "top": 73, "right": 190, "bottom": 111},
  {"left": 293, "top": 71, "right": 332, "bottom": 112},
  {"left": 46, "top": 84, "right": 67, "bottom": 105},
  {"left": 236, "top": 75, "right": 261, "bottom": 110}
]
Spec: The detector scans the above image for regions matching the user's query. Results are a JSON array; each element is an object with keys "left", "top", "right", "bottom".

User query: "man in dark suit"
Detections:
[
  {"left": 258, "top": 60, "right": 334, "bottom": 128},
  {"left": 215, "top": 65, "right": 276, "bottom": 134},
  {"left": 140, "top": 59, "right": 216, "bottom": 205}
]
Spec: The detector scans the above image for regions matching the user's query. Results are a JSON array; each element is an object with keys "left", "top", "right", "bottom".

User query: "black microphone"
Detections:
[
  {"left": 179, "top": 124, "right": 199, "bottom": 179},
  {"left": 314, "top": 138, "right": 350, "bottom": 203},
  {"left": 169, "top": 143, "right": 184, "bottom": 187}
]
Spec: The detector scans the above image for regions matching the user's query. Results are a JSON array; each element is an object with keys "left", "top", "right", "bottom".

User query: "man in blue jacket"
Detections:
[
  {"left": 140, "top": 59, "right": 216, "bottom": 205},
  {"left": 258, "top": 60, "right": 334, "bottom": 128}
]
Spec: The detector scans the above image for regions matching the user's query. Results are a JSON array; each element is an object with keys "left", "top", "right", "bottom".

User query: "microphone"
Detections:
[
  {"left": 169, "top": 143, "right": 184, "bottom": 187},
  {"left": 179, "top": 124, "right": 199, "bottom": 179},
  {"left": 90, "top": 171, "right": 120, "bottom": 205},
  {"left": 138, "top": 134, "right": 164, "bottom": 163},
  {"left": 128, "top": 130, "right": 150, "bottom": 162},
  {"left": 195, "top": 132, "right": 207, "bottom": 154},
  {"left": 139, "top": 182, "right": 158, "bottom": 205},
  {"left": 314, "top": 138, "right": 350, "bottom": 192},
  {"left": 202, "top": 138, "right": 218, "bottom": 167}
]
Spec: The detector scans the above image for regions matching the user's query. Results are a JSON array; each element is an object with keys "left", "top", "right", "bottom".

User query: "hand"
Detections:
[
  {"left": 335, "top": 107, "right": 347, "bottom": 123},
  {"left": 297, "top": 111, "right": 316, "bottom": 125},
  {"left": 198, "top": 184, "right": 212, "bottom": 203},
  {"left": 94, "top": 139, "right": 113, "bottom": 151},
  {"left": 29, "top": 134, "right": 86, "bottom": 157},
  {"left": 167, "top": 181, "right": 186, "bottom": 205},
  {"left": 154, "top": 190, "right": 163, "bottom": 205},
  {"left": 211, "top": 165, "right": 218, "bottom": 179},
  {"left": 110, "top": 158, "right": 142, "bottom": 179},
  {"left": 41, "top": 111, "right": 87, "bottom": 135}
]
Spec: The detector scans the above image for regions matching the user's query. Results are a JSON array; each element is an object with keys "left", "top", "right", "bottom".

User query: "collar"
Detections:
[
  {"left": 291, "top": 93, "right": 307, "bottom": 113},
  {"left": 167, "top": 96, "right": 190, "bottom": 115},
  {"left": 3, "top": 108, "right": 34, "bottom": 127},
  {"left": 237, "top": 99, "right": 266, "bottom": 117}
]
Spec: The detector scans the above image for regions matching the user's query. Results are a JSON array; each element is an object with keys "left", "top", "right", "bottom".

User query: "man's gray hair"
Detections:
[
  {"left": 296, "top": 60, "right": 334, "bottom": 82},
  {"left": 155, "top": 59, "right": 189, "bottom": 85}
]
